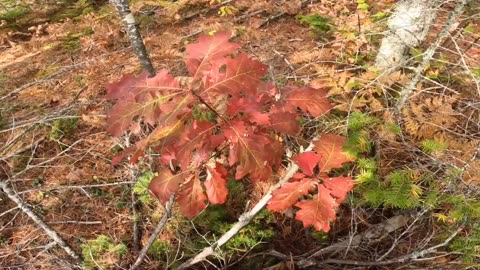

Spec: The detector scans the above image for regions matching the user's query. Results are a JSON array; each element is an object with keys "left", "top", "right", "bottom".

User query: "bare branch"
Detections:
[
  {"left": 130, "top": 194, "right": 175, "bottom": 270},
  {"left": 0, "top": 181, "right": 81, "bottom": 264}
]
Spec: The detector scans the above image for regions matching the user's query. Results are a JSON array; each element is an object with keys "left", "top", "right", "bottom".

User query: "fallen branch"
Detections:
[
  {"left": 130, "top": 194, "right": 175, "bottom": 270},
  {"left": 318, "top": 225, "right": 463, "bottom": 267},
  {"left": 0, "top": 181, "right": 81, "bottom": 263},
  {"left": 394, "top": 0, "right": 470, "bottom": 115},
  {"left": 266, "top": 220, "right": 462, "bottom": 268},
  {"left": 178, "top": 142, "right": 315, "bottom": 269},
  {"left": 293, "top": 215, "right": 409, "bottom": 268}
]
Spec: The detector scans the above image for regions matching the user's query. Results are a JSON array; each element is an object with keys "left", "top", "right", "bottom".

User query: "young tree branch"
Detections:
[
  {"left": 178, "top": 142, "right": 316, "bottom": 269},
  {"left": 130, "top": 194, "right": 175, "bottom": 270},
  {"left": 0, "top": 181, "right": 81, "bottom": 263}
]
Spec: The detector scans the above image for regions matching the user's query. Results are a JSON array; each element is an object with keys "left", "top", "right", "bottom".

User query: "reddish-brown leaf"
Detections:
[
  {"left": 268, "top": 111, "right": 300, "bottom": 135},
  {"left": 149, "top": 168, "right": 186, "bottom": 203},
  {"left": 295, "top": 185, "right": 339, "bottom": 232},
  {"left": 205, "top": 163, "right": 229, "bottom": 204},
  {"left": 177, "top": 174, "right": 207, "bottom": 218},
  {"left": 268, "top": 177, "right": 316, "bottom": 211},
  {"left": 224, "top": 121, "right": 283, "bottom": 182},
  {"left": 289, "top": 173, "right": 306, "bottom": 182},
  {"left": 291, "top": 152, "right": 321, "bottom": 176},
  {"left": 174, "top": 121, "right": 217, "bottom": 170},
  {"left": 203, "top": 53, "right": 268, "bottom": 97},
  {"left": 282, "top": 86, "right": 333, "bottom": 117},
  {"left": 185, "top": 31, "right": 240, "bottom": 77},
  {"left": 127, "top": 119, "right": 185, "bottom": 164},
  {"left": 105, "top": 70, "right": 187, "bottom": 136},
  {"left": 105, "top": 72, "right": 148, "bottom": 100},
  {"left": 323, "top": 176, "right": 354, "bottom": 202},
  {"left": 314, "top": 133, "right": 355, "bottom": 172},
  {"left": 227, "top": 94, "right": 272, "bottom": 125},
  {"left": 106, "top": 100, "right": 142, "bottom": 137}
]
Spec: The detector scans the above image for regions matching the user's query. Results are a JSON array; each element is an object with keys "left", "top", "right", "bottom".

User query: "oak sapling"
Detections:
[{"left": 105, "top": 32, "right": 355, "bottom": 231}]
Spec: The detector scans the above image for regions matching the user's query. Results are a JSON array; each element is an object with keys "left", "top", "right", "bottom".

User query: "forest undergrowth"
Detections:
[{"left": 0, "top": 0, "right": 480, "bottom": 269}]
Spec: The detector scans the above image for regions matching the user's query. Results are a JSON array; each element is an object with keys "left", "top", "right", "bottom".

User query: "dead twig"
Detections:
[
  {"left": 130, "top": 194, "right": 175, "bottom": 270},
  {"left": 182, "top": 0, "right": 234, "bottom": 20},
  {"left": 316, "top": 225, "right": 464, "bottom": 267},
  {"left": 295, "top": 215, "right": 410, "bottom": 268},
  {"left": 0, "top": 181, "right": 81, "bottom": 264}
]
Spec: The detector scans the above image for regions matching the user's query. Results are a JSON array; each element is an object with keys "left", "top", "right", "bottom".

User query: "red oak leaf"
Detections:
[
  {"left": 177, "top": 174, "right": 207, "bottom": 218},
  {"left": 295, "top": 185, "right": 339, "bottom": 232},
  {"left": 224, "top": 121, "right": 283, "bottom": 182},
  {"left": 223, "top": 120, "right": 248, "bottom": 144},
  {"left": 314, "top": 133, "right": 355, "bottom": 173},
  {"left": 282, "top": 86, "right": 333, "bottom": 117},
  {"left": 105, "top": 70, "right": 187, "bottom": 136},
  {"left": 126, "top": 119, "right": 185, "bottom": 164},
  {"left": 322, "top": 176, "right": 354, "bottom": 202},
  {"left": 205, "top": 163, "right": 229, "bottom": 204},
  {"left": 185, "top": 31, "right": 240, "bottom": 77},
  {"left": 227, "top": 94, "right": 272, "bottom": 125},
  {"left": 289, "top": 173, "right": 306, "bottom": 182},
  {"left": 149, "top": 168, "right": 187, "bottom": 203},
  {"left": 105, "top": 72, "right": 148, "bottom": 100},
  {"left": 106, "top": 100, "right": 142, "bottom": 137},
  {"left": 190, "top": 134, "right": 225, "bottom": 167},
  {"left": 291, "top": 152, "right": 321, "bottom": 176},
  {"left": 268, "top": 111, "right": 300, "bottom": 135},
  {"left": 203, "top": 53, "right": 268, "bottom": 97},
  {"left": 267, "top": 177, "right": 316, "bottom": 211},
  {"left": 174, "top": 121, "right": 217, "bottom": 170}
]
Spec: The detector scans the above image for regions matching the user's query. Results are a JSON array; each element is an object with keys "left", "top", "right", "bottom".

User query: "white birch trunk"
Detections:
[
  {"left": 110, "top": 0, "right": 156, "bottom": 77},
  {"left": 374, "top": 0, "right": 441, "bottom": 72}
]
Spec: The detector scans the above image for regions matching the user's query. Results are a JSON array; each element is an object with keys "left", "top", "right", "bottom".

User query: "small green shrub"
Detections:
[
  {"left": 147, "top": 239, "right": 170, "bottom": 259},
  {"left": 450, "top": 224, "right": 480, "bottom": 263},
  {"left": 133, "top": 171, "right": 155, "bottom": 204},
  {"left": 0, "top": 5, "right": 30, "bottom": 23},
  {"left": 296, "top": 14, "right": 332, "bottom": 34},
  {"left": 48, "top": 118, "right": 79, "bottom": 140},
  {"left": 81, "top": 235, "right": 127, "bottom": 270},
  {"left": 421, "top": 139, "right": 447, "bottom": 154}
]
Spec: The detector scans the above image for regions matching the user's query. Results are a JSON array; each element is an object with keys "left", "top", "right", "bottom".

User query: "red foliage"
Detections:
[
  {"left": 291, "top": 151, "right": 321, "bottom": 176},
  {"left": 267, "top": 136, "right": 354, "bottom": 232},
  {"left": 314, "top": 133, "right": 355, "bottom": 173},
  {"left": 106, "top": 32, "right": 353, "bottom": 228},
  {"left": 205, "top": 163, "right": 229, "bottom": 204}
]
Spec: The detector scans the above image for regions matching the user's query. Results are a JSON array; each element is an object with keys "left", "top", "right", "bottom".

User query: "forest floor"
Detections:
[{"left": 1, "top": 0, "right": 480, "bottom": 269}]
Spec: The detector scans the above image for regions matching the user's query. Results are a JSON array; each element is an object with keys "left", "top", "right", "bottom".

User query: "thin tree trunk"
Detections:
[{"left": 110, "top": 0, "right": 156, "bottom": 77}]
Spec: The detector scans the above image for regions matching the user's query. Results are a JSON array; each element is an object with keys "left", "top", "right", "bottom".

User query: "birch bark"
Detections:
[
  {"left": 110, "top": 0, "right": 156, "bottom": 77},
  {"left": 374, "top": 0, "right": 441, "bottom": 72}
]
